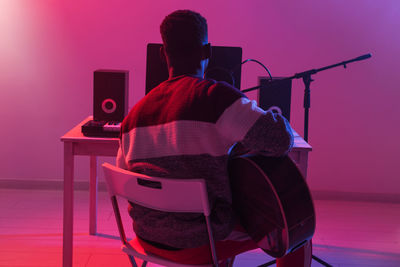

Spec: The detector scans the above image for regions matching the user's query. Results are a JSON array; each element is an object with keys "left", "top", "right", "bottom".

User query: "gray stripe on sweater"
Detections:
[{"left": 127, "top": 154, "right": 235, "bottom": 248}]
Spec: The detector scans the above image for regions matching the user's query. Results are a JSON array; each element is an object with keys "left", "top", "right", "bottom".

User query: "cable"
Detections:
[
  {"left": 206, "top": 58, "right": 273, "bottom": 89},
  {"left": 241, "top": 59, "right": 273, "bottom": 80}
]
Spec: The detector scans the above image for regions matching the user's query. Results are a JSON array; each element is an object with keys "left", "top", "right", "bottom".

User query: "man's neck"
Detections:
[
  {"left": 167, "top": 58, "right": 208, "bottom": 79},
  {"left": 168, "top": 67, "right": 203, "bottom": 79}
]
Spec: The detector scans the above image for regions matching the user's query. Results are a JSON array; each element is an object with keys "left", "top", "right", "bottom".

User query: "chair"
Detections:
[{"left": 102, "top": 163, "right": 222, "bottom": 267}]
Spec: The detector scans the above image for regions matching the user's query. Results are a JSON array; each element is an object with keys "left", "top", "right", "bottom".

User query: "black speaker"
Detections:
[
  {"left": 93, "top": 70, "right": 128, "bottom": 122},
  {"left": 258, "top": 77, "right": 292, "bottom": 121}
]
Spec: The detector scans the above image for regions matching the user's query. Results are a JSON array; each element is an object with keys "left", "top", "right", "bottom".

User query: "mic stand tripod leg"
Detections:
[
  {"left": 302, "top": 74, "right": 312, "bottom": 143},
  {"left": 257, "top": 255, "right": 333, "bottom": 267},
  {"left": 312, "top": 255, "right": 333, "bottom": 267}
]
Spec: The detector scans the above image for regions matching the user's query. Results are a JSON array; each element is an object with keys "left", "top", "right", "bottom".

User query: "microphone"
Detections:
[{"left": 353, "top": 53, "right": 372, "bottom": 62}]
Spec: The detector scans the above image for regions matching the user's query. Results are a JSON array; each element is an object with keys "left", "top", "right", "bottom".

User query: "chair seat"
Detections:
[{"left": 122, "top": 237, "right": 214, "bottom": 267}]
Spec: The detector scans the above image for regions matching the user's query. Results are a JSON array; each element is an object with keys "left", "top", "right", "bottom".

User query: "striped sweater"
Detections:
[{"left": 116, "top": 75, "right": 293, "bottom": 248}]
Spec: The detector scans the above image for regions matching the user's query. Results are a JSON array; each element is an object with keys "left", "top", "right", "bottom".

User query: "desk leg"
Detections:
[
  {"left": 63, "top": 142, "right": 74, "bottom": 267},
  {"left": 298, "top": 151, "right": 309, "bottom": 179},
  {"left": 89, "top": 155, "right": 98, "bottom": 235}
]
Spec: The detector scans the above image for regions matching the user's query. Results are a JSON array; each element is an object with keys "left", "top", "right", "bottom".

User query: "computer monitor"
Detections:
[{"left": 145, "top": 43, "right": 242, "bottom": 94}]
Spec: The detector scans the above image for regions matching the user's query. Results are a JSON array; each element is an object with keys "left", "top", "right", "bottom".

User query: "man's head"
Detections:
[{"left": 160, "top": 10, "right": 211, "bottom": 77}]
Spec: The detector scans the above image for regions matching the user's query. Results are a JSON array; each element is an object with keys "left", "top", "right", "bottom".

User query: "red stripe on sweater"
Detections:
[{"left": 122, "top": 76, "right": 244, "bottom": 134}]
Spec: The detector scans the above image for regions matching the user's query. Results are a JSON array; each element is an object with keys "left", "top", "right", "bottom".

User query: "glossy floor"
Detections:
[{"left": 0, "top": 189, "right": 399, "bottom": 267}]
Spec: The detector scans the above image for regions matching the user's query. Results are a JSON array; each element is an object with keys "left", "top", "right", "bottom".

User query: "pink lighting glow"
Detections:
[
  {"left": 0, "top": 1, "right": 400, "bottom": 266},
  {"left": 0, "top": 0, "right": 399, "bottom": 199}
]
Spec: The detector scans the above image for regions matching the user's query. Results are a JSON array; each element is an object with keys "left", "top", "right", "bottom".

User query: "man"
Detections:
[{"left": 117, "top": 9, "right": 311, "bottom": 266}]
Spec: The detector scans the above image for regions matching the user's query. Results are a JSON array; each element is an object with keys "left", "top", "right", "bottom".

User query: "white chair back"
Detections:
[
  {"left": 102, "top": 163, "right": 211, "bottom": 215},
  {"left": 101, "top": 163, "right": 219, "bottom": 267}
]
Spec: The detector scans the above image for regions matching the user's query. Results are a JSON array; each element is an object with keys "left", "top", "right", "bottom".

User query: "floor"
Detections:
[{"left": 0, "top": 188, "right": 399, "bottom": 267}]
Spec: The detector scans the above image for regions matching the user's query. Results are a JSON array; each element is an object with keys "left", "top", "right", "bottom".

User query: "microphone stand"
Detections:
[
  {"left": 242, "top": 53, "right": 371, "bottom": 142},
  {"left": 243, "top": 54, "right": 371, "bottom": 267}
]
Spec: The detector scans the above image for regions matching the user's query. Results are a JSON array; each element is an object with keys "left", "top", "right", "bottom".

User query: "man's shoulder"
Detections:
[
  {"left": 209, "top": 80, "right": 243, "bottom": 94},
  {"left": 204, "top": 79, "right": 246, "bottom": 107}
]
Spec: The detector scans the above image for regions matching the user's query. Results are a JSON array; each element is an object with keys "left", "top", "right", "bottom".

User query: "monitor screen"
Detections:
[{"left": 145, "top": 43, "right": 242, "bottom": 94}]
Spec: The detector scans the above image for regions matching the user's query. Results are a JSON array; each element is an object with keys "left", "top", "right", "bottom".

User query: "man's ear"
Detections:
[
  {"left": 202, "top": 43, "right": 211, "bottom": 60},
  {"left": 160, "top": 45, "right": 167, "bottom": 62}
]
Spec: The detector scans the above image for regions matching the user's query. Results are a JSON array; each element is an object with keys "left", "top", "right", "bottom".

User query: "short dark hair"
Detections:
[{"left": 160, "top": 10, "right": 208, "bottom": 59}]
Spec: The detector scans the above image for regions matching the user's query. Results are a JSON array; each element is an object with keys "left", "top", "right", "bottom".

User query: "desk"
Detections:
[
  {"left": 61, "top": 116, "right": 311, "bottom": 267},
  {"left": 61, "top": 116, "right": 118, "bottom": 267}
]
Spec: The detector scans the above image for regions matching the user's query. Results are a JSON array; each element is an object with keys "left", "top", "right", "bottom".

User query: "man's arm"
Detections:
[
  {"left": 216, "top": 97, "right": 293, "bottom": 156},
  {"left": 241, "top": 110, "right": 293, "bottom": 156}
]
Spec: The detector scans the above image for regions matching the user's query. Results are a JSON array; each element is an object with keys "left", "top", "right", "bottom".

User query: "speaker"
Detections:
[
  {"left": 258, "top": 77, "right": 292, "bottom": 121},
  {"left": 93, "top": 70, "right": 129, "bottom": 122}
]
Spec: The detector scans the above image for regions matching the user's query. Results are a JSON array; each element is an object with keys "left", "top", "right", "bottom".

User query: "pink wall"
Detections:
[{"left": 1, "top": 0, "right": 399, "bottom": 196}]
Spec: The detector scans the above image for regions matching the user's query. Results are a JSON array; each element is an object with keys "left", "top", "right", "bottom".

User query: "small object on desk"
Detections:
[
  {"left": 103, "top": 121, "right": 121, "bottom": 132},
  {"left": 81, "top": 120, "right": 121, "bottom": 138}
]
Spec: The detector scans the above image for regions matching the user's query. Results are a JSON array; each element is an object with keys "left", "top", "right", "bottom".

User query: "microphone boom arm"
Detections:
[
  {"left": 242, "top": 53, "right": 372, "bottom": 92},
  {"left": 241, "top": 53, "right": 372, "bottom": 141}
]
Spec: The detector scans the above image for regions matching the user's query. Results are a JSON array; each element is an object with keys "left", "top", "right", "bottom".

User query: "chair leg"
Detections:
[
  {"left": 128, "top": 255, "right": 138, "bottom": 267},
  {"left": 127, "top": 255, "right": 149, "bottom": 267}
]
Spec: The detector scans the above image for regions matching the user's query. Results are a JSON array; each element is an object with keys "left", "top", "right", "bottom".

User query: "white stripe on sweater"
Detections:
[
  {"left": 122, "top": 120, "right": 232, "bottom": 161},
  {"left": 122, "top": 98, "right": 264, "bottom": 162},
  {"left": 216, "top": 97, "right": 264, "bottom": 141}
]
